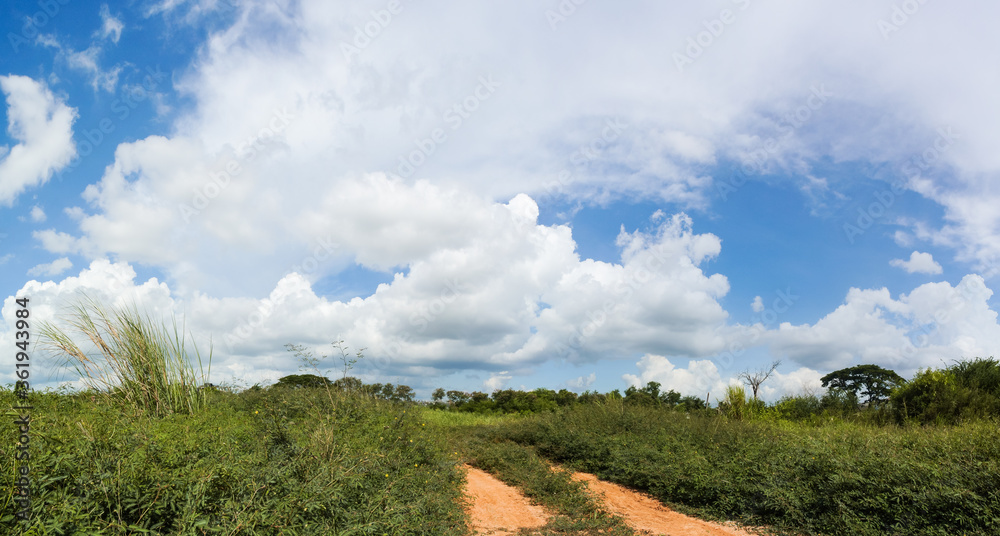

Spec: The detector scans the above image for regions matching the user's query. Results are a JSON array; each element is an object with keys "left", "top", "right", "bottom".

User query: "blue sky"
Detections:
[{"left": 3, "top": 0, "right": 1000, "bottom": 402}]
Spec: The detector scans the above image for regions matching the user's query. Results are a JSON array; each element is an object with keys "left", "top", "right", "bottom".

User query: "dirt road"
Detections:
[
  {"left": 462, "top": 464, "right": 758, "bottom": 536},
  {"left": 463, "top": 465, "right": 548, "bottom": 535}
]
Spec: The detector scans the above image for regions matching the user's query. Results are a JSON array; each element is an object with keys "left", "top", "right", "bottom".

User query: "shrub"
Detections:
[
  {"left": 718, "top": 384, "right": 748, "bottom": 419},
  {"left": 950, "top": 356, "right": 1000, "bottom": 397},
  {"left": 891, "top": 367, "right": 1000, "bottom": 424},
  {"left": 773, "top": 394, "right": 822, "bottom": 420}
]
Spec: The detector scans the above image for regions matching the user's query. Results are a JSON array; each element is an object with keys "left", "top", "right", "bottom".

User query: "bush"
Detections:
[
  {"left": 891, "top": 365, "right": 1000, "bottom": 424},
  {"left": 950, "top": 357, "right": 1000, "bottom": 397},
  {"left": 773, "top": 394, "right": 822, "bottom": 420}
]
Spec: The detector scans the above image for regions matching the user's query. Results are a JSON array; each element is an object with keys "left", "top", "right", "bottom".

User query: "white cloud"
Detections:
[
  {"left": 98, "top": 4, "right": 124, "bottom": 43},
  {"left": 483, "top": 371, "right": 511, "bottom": 392},
  {"left": 751, "top": 296, "right": 764, "bottom": 313},
  {"left": 890, "top": 251, "right": 943, "bottom": 274},
  {"left": 0, "top": 76, "right": 77, "bottom": 206},
  {"left": 13, "top": 202, "right": 737, "bottom": 390},
  {"left": 66, "top": 45, "right": 122, "bottom": 93},
  {"left": 622, "top": 354, "right": 729, "bottom": 401},
  {"left": 30, "top": 205, "right": 46, "bottom": 222},
  {"left": 893, "top": 230, "right": 914, "bottom": 248},
  {"left": 27, "top": 257, "right": 73, "bottom": 277},
  {"left": 33, "top": 229, "right": 85, "bottom": 255},
  {"left": 757, "top": 367, "right": 825, "bottom": 401},
  {"left": 766, "top": 275, "right": 1000, "bottom": 376},
  {"left": 566, "top": 372, "right": 596, "bottom": 391},
  {"left": 51, "top": 0, "right": 1000, "bottom": 288}
]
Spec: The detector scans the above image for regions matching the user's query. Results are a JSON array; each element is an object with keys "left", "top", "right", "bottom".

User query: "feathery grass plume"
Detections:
[
  {"left": 38, "top": 294, "right": 212, "bottom": 417},
  {"left": 720, "top": 384, "right": 748, "bottom": 420}
]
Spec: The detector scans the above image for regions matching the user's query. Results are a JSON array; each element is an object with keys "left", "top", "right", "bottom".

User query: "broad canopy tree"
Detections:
[{"left": 820, "top": 364, "right": 905, "bottom": 407}]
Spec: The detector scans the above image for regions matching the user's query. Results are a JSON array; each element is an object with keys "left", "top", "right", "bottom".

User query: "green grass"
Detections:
[
  {"left": 1, "top": 387, "right": 469, "bottom": 534},
  {"left": 484, "top": 402, "right": 1000, "bottom": 536},
  {"left": 418, "top": 407, "right": 522, "bottom": 427}
]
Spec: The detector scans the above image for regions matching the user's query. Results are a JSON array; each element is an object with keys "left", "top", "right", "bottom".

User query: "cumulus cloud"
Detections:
[
  {"left": 30, "top": 205, "right": 46, "bottom": 222},
  {"left": 622, "top": 354, "right": 729, "bottom": 400},
  {"left": 757, "top": 367, "right": 825, "bottom": 401},
  {"left": 12, "top": 200, "right": 737, "bottom": 391},
  {"left": 566, "top": 372, "right": 596, "bottom": 391},
  {"left": 766, "top": 275, "right": 1000, "bottom": 376},
  {"left": 751, "top": 296, "right": 764, "bottom": 313},
  {"left": 0, "top": 76, "right": 77, "bottom": 206},
  {"left": 27, "top": 257, "right": 73, "bottom": 277},
  {"left": 890, "top": 251, "right": 943, "bottom": 274},
  {"left": 483, "top": 371, "right": 511, "bottom": 392}
]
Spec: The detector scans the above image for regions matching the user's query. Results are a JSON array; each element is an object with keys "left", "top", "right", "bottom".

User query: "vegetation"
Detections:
[
  {"left": 0, "top": 385, "right": 468, "bottom": 534},
  {"left": 485, "top": 402, "right": 1000, "bottom": 536},
  {"left": 38, "top": 295, "right": 211, "bottom": 417}
]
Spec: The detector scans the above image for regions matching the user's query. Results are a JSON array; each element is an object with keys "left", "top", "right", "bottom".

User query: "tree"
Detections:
[
  {"left": 821, "top": 364, "right": 904, "bottom": 407},
  {"left": 273, "top": 374, "right": 332, "bottom": 389},
  {"left": 446, "top": 390, "right": 470, "bottom": 407},
  {"left": 392, "top": 384, "right": 415, "bottom": 402},
  {"left": 738, "top": 360, "right": 781, "bottom": 400},
  {"left": 332, "top": 376, "right": 363, "bottom": 391},
  {"left": 431, "top": 388, "right": 446, "bottom": 402},
  {"left": 677, "top": 395, "right": 706, "bottom": 411},
  {"left": 659, "top": 389, "right": 682, "bottom": 407}
]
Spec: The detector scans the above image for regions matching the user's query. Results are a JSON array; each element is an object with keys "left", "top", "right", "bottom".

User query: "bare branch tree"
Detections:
[{"left": 738, "top": 360, "right": 781, "bottom": 400}]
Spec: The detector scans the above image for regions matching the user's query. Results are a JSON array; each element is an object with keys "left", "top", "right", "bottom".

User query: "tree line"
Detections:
[{"left": 270, "top": 356, "right": 1000, "bottom": 425}]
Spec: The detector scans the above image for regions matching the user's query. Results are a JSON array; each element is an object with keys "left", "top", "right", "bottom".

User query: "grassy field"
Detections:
[
  {"left": 477, "top": 401, "right": 1000, "bottom": 536},
  {"left": 1, "top": 386, "right": 470, "bottom": 534},
  {"left": 4, "top": 386, "right": 999, "bottom": 535}
]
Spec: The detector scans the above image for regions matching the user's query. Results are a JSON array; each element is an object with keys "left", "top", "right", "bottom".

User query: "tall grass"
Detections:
[{"left": 38, "top": 294, "right": 211, "bottom": 417}]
